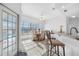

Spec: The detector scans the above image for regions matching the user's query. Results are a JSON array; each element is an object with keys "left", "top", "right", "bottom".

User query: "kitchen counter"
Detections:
[{"left": 52, "top": 33, "right": 79, "bottom": 56}]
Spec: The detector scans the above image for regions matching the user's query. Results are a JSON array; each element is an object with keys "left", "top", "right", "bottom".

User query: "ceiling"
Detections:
[{"left": 22, "top": 3, "right": 79, "bottom": 20}]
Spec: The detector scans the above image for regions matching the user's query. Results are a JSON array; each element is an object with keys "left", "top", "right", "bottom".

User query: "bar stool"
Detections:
[
  {"left": 48, "top": 40, "right": 65, "bottom": 56},
  {"left": 45, "top": 31, "right": 56, "bottom": 56}
]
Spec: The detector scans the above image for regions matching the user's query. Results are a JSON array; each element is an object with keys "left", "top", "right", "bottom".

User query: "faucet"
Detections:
[{"left": 70, "top": 27, "right": 78, "bottom": 35}]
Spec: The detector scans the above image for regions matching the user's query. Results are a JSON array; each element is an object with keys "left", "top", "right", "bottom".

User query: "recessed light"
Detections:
[
  {"left": 72, "top": 16, "right": 76, "bottom": 18},
  {"left": 62, "top": 6, "right": 65, "bottom": 8},
  {"left": 64, "top": 9, "right": 67, "bottom": 12},
  {"left": 52, "top": 8, "right": 55, "bottom": 10}
]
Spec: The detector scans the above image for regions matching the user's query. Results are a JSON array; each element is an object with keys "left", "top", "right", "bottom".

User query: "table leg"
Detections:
[
  {"left": 55, "top": 46, "right": 56, "bottom": 53},
  {"left": 47, "top": 44, "right": 49, "bottom": 56},
  {"left": 57, "top": 46, "right": 59, "bottom": 56},
  {"left": 50, "top": 45, "right": 52, "bottom": 56},
  {"left": 63, "top": 46, "right": 65, "bottom": 56}
]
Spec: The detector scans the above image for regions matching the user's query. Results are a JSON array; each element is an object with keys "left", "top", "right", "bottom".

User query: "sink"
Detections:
[
  {"left": 66, "top": 34, "right": 79, "bottom": 40},
  {"left": 58, "top": 33, "right": 79, "bottom": 40},
  {"left": 75, "top": 38, "right": 79, "bottom": 40}
]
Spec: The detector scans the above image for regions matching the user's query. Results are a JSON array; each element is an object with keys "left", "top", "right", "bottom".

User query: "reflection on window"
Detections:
[
  {"left": 13, "top": 44, "right": 16, "bottom": 51},
  {"left": 3, "top": 30, "right": 7, "bottom": 40},
  {"left": 8, "top": 46, "right": 12, "bottom": 55},
  {"left": 3, "top": 11, "right": 7, "bottom": 21},
  {"left": 0, "top": 42, "right": 2, "bottom": 55},
  {"left": 3, "top": 48, "right": 7, "bottom": 56},
  {"left": 8, "top": 38, "right": 13, "bottom": 46},
  {"left": 8, "top": 30, "right": 12, "bottom": 35},
  {"left": 8, "top": 22, "right": 12, "bottom": 29},
  {"left": 3, "top": 40, "right": 7, "bottom": 49},
  {"left": 8, "top": 14, "right": 12, "bottom": 22},
  {"left": 13, "top": 16, "right": 16, "bottom": 23},
  {"left": 3, "top": 21, "right": 7, "bottom": 29}
]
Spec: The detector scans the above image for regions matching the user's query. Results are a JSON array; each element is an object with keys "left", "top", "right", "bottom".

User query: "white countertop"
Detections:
[{"left": 52, "top": 33, "right": 79, "bottom": 56}]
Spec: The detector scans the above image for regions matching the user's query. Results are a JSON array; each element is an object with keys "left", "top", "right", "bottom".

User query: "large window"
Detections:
[
  {"left": 21, "top": 20, "right": 44, "bottom": 33},
  {"left": 0, "top": 10, "right": 17, "bottom": 56}
]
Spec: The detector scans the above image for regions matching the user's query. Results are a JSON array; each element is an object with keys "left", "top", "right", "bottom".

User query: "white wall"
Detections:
[
  {"left": 21, "top": 15, "right": 41, "bottom": 23},
  {"left": 44, "top": 13, "right": 66, "bottom": 32}
]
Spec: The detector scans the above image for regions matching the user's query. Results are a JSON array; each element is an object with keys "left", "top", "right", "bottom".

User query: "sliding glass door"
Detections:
[{"left": 0, "top": 4, "right": 18, "bottom": 56}]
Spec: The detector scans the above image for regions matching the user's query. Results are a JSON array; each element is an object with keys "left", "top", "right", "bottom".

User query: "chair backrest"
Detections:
[
  {"left": 42, "top": 31, "right": 45, "bottom": 39},
  {"left": 46, "top": 31, "right": 51, "bottom": 39},
  {"left": 45, "top": 31, "right": 52, "bottom": 45}
]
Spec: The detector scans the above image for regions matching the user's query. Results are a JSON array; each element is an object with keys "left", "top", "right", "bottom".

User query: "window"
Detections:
[
  {"left": 21, "top": 20, "right": 42, "bottom": 33},
  {"left": 1, "top": 11, "right": 17, "bottom": 56}
]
